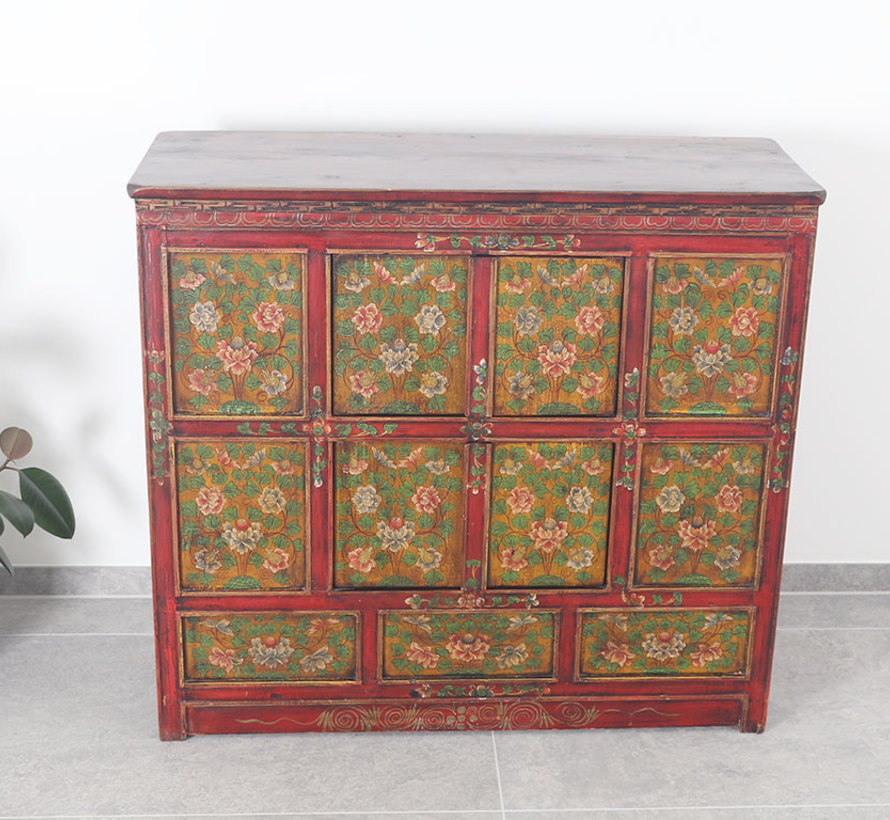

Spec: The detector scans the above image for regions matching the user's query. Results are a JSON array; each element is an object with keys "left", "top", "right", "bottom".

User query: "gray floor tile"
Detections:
[
  {"left": 505, "top": 807, "right": 890, "bottom": 819},
  {"left": 782, "top": 563, "right": 890, "bottom": 592},
  {"left": 115, "top": 814, "right": 500, "bottom": 820},
  {"left": 0, "top": 566, "right": 151, "bottom": 595},
  {"left": 494, "top": 629, "right": 890, "bottom": 811},
  {"left": 0, "top": 596, "right": 153, "bottom": 634},
  {"left": 777, "top": 591, "right": 890, "bottom": 629}
]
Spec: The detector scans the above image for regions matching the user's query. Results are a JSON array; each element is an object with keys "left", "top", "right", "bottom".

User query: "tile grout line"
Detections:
[
  {"left": 505, "top": 802, "right": 890, "bottom": 814},
  {"left": 0, "top": 812, "right": 504, "bottom": 819},
  {"left": 491, "top": 731, "right": 507, "bottom": 820}
]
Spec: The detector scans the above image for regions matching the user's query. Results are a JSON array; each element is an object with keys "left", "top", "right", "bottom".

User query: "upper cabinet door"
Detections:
[
  {"left": 645, "top": 256, "right": 785, "bottom": 417},
  {"left": 332, "top": 254, "right": 470, "bottom": 416},
  {"left": 168, "top": 250, "right": 306, "bottom": 416},
  {"left": 491, "top": 257, "right": 625, "bottom": 416}
]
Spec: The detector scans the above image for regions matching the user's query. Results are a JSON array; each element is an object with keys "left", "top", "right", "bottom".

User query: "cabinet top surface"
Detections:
[{"left": 128, "top": 131, "right": 825, "bottom": 202}]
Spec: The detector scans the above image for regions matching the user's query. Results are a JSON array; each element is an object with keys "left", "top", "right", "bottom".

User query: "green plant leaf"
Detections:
[
  {"left": 0, "top": 489, "right": 35, "bottom": 536},
  {"left": 19, "top": 468, "right": 75, "bottom": 539},
  {"left": 0, "top": 539, "right": 13, "bottom": 575}
]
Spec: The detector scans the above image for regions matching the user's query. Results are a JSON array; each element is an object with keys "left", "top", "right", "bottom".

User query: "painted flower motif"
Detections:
[
  {"left": 411, "top": 486, "right": 441, "bottom": 515},
  {"left": 655, "top": 484, "right": 685, "bottom": 514},
  {"left": 732, "top": 457, "right": 757, "bottom": 476},
  {"left": 716, "top": 484, "right": 743, "bottom": 513},
  {"left": 193, "top": 547, "right": 222, "bottom": 574},
  {"left": 514, "top": 306, "right": 543, "bottom": 336},
  {"left": 186, "top": 367, "right": 218, "bottom": 397},
  {"left": 195, "top": 486, "right": 225, "bottom": 517},
  {"left": 343, "top": 455, "right": 369, "bottom": 476},
  {"left": 352, "top": 485, "right": 382, "bottom": 515},
  {"left": 217, "top": 337, "right": 259, "bottom": 377},
  {"left": 222, "top": 519, "right": 263, "bottom": 554},
  {"left": 648, "top": 542, "right": 676, "bottom": 571},
  {"left": 562, "top": 263, "right": 588, "bottom": 287},
  {"left": 271, "top": 459, "right": 297, "bottom": 476},
  {"left": 406, "top": 641, "right": 440, "bottom": 669},
  {"left": 692, "top": 340, "right": 732, "bottom": 378},
  {"left": 753, "top": 276, "right": 773, "bottom": 296},
  {"left": 537, "top": 340, "right": 577, "bottom": 379},
  {"left": 714, "top": 545, "right": 742, "bottom": 571},
  {"left": 243, "top": 449, "right": 267, "bottom": 469},
  {"left": 379, "top": 339, "right": 419, "bottom": 375},
  {"left": 267, "top": 270, "right": 296, "bottom": 291},
  {"left": 530, "top": 518, "right": 568, "bottom": 553},
  {"left": 507, "top": 371, "right": 535, "bottom": 400},
  {"left": 676, "top": 518, "right": 717, "bottom": 553},
  {"left": 669, "top": 306, "right": 698, "bottom": 335},
  {"left": 527, "top": 450, "right": 549, "bottom": 470},
  {"left": 507, "top": 486, "right": 536, "bottom": 514},
  {"left": 372, "top": 261, "right": 394, "bottom": 283},
  {"left": 575, "top": 305, "right": 605, "bottom": 336},
  {"left": 580, "top": 456, "right": 604, "bottom": 475},
  {"left": 566, "top": 486, "right": 594, "bottom": 514},
  {"left": 649, "top": 457, "right": 673, "bottom": 475},
  {"left": 416, "top": 546, "right": 442, "bottom": 571},
  {"left": 299, "top": 646, "right": 333, "bottom": 673},
  {"left": 180, "top": 269, "right": 206, "bottom": 290},
  {"left": 425, "top": 459, "right": 450, "bottom": 475},
  {"left": 600, "top": 639, "right": 636, "bottom": 666},
  {"left": 730, "top": 306, "right": 760, "bottom": 337},
  {"left": 447, "top": 632, "right": 491, "bottom": 663},
  {"left": 419, "top": 371, "right": 448, "bottom": 398},
  {"left": 348, "top": 370, "right": 379, "bottom": 400},
  {"left": 262, "top": 548, "right": 290, "bottom": 573},
  {"left": 496, "top": 643, "right": 529, "bottom": 669},
  {"left": 307, "top": 617, "right": 342, "bottom": 635},
  {"left": 347, "top": 545, "right": 375, "bottom": 573},
  {"left": 352, "top": 303, "right": 383, "bottom": 335},
  {"left": 251, "top": 302, "right": 286, "bottom": 333},
  {"left": 642, "top": 630, "right": 686, "bottom": 661},
  {"left": 498, "top": 458, "right": 523, "bottom": 476},
  {"left": 343, "top": 268, "right": 370, "bottom": 292},
  {"left": 376, "top": 518, "right": 417, "bottom": 552},
  {"left": 689, "top": 641, "right": 724, "bottom": 667},
  {"left": 399, "top": 264, "right": 425, "bottom": 286},
  {"left": 662, "top": 273, "right": 685, "bottom": 295},
  {"left": 258, "top": 487, "right": 287, "bottom": 515},
  {"left": 503, "top": 271, "right": 530, "bottom": 294},
  {"left": 500, "top": 547, "right": 528, "bottom": 572},
  {"left": 566, "top": 547, "right": 595, "bottom": 569},
  {"left": 593, "top": 277, "right": 616, "bottom": 295},
  {"left": 431, "top": 271, "right": 456, "bottom": 292},
  {"left": 577, "top": 373, "right": 605, "bottom": 399},
  {"left": 507, "top": 614, "right": 538, "bottom": 632},
  {"left": 189, "top": 301, "right": 219, "bottom": 333},
  {"left": 415, "top": 234, "right": 437, "bottom": 252},
  {"left": 248, "top": 636, "right": 294, "bottom": 668},
  {"left": 728, "top": 370, "right": 759, "bottom": 398},
  {"left": 207, "top": 647, "right": 238, "bottom": 671},
  {"left": 414, "top": 304, "right": 447, "bottom": 336},
  {"left": 258, "top": 368, "right": 287, "bottom": 396},
  {"left": 659, "top": 371, "right": 689, "bottom": 398}
]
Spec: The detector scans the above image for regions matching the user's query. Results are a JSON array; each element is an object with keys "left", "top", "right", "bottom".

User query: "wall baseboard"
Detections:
[{"left": 1, "top": 564, "right": 889, "bottom": 596}]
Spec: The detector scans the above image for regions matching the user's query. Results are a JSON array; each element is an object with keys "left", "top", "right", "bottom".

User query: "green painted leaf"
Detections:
[
  {"left": 223, "top": 575, "right": 263, "bottom": 590},
  {"left": 538, "top": 402, "right": 580, "bottom": 416},
  {"left": 673, "top": 573, "right": 713, "bottom": 586},
  {"left": 687, "top": 401, "right": 727, "bottom": 415},
  {"left": 218, "top": 399, "right": 262, "bottom": 415},
  {"left": 19, "top": 468, "right": 75, "bottom": 539}
]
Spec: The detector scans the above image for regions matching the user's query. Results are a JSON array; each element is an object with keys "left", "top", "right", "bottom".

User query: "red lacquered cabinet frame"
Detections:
[{"left": 129, "top": 133, "right": 824, "bottom": 738}]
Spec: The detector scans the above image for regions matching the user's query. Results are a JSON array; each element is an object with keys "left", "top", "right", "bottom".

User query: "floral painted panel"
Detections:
[
  {"left": 334, "top": 441, "right": 465, "bottom": 588},
  {"left": 176, "top": 441, "right": 306, "bottom": 591},
  {"left": 579, "top": 609, "right": 750, "bottom": 677},
  {"left": 332, "top": 255, "right": 469, "bottom": 415},
  {"left": 169, "top": 251, "right": 304, "bottom": 415},
  {"left": 646, "top": 256, "right": 784, "bottom": 416},
  {"left": 382, "top": 611, "right": 556, "bottom": 679},
  {"left": 493, "top": 257, "right": 624, "bottom": 416},
  {"left": 488, "top": 442, "right": 613, "bottom": 588},
  {"left": 182, "top": 613, "right": 357, "bottom": 682},
  {"left": 634, "top": 442, "right": 765, "bottom": 587}
]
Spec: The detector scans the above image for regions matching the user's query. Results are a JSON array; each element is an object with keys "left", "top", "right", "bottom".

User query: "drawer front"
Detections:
[
  {"left": 488, "top": 441, "right": 614, "bottom": 588},
  {"left": 332, "top": 254, "right": 469, "bottom": 415},
  {"left": 175, "top": 439, "right": 308, "bottom": 592},
  {"left": 182, "top": 612, "right": 359, "bottom": 683},
  {"left": 168, "top": 250, "right": 305, "bottom": 416},
  {"left": 633, "top": 441, "right": 766, "bottom": 587},
  {"left": 381, "top": 610, "right": 557, "bottom": 680},
  {"left": 578, "top": 608, "right": 751, "bottom": 678},
  {"left": 492, "top": 256, "right": 624, "bottom": 416},
  {"left": 645, "top": 255, "right": 785, "bottom": 417}
]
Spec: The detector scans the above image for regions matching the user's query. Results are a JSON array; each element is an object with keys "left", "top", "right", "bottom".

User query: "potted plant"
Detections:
[{"left": 0, "top": 427, "right": 75, "bottom": 575}]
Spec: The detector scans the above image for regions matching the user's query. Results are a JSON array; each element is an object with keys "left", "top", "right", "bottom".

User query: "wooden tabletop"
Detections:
[{"left": 128, "top": 131, "right": 825, "bottom": 202}]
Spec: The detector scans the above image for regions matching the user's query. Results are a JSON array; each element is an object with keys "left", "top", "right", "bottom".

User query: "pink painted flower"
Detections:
[
  {"left": 406, "top": 641, "right": 440, "bottom": 669},
  {"left": 729, "top": 306, "right": 760, "bottom": 337},
  {"left": 262, "top": 548, "right": 290, "bottom": 573},
  {"left": 649, "top": 457, "right": 673, "bottom": 475},
  {"left": 575, "top": 305, "right": 605, "bottom": 336},
  {"left": 728, "top": 370, "right": 759, "bottom": 398},
  {"left": 179, "top": 269, "right": 206, "bottom": 290},
  {"left": 431, "top": 272, "right": 456, "bottom": 292},
  {"left": 662, "top": 274, "right": 685, "bottom": 295},
  {"left": 716, "top": 484, "right": 743, "bottom": 513},
  {"left": 214, "top": 447, "right": 240, "bottom": 469},
  {"left": 527, "top": 449, "right": 549, "bottom": 470},
  {"left": 447, "top": 632, "right": 490, "bottom": 663},
  {"left": 580, "top": 456, "right": 604, "bottom": 475},
  {"left": 503, "top": 271, "right": 529, "bottom": 294},
  {"left": 186, "top": 368, "right": 218, "bottom": 397},
  {"left": 208, "top": 647, "right": 239, "bottom": 672},
  {"left": 530, "top": 518, "right": 568, "bottom": 553},
  {"left": 600, "top": 639, "right": 636, "bottom": 666},
  {"left": 562, "top": 263, "right": 588, "bottom": 287},
  {"left": 719, "top": 264, "right": 747, "bottom": 288},
  {"left": 307, "top": 616, "right": 342, "bottom": 635},
  {"left": 537, "top": 340, "right": 577, "bottom": 379},
  {"left": 577, "top": 373, "right": 604, "bottom": 399},
  {"left": 352, "top": 303, "right": 383, "bottom": 335},
  {"left": 689, "top": 641, "right": 724, "bottom": 667},
  {"left": 411, "top": 486, "right": 441, "bottom": 515},
  {"left": 348, "top": 370, "right": 379, "bottom": 400},
  {"left": 195, "top": 486, "right": 225, "bottom": 517},
  {"left": 500, "top": 548, "right": 528, "bottom": 572},
  {"left": 677, "top": 519, "right": 717, "bottom": 553},
  {"left": 271, "top": 459, "right": 297, "bottom": 476},
  {"left": 251, "top": 301, "right": 286, "bottom": 333},
  {"left": 507, "top": 486, "right": 536, "bottom": 515},
  {"left": 216, "top": 337, "right": 259, "bottom": 376},
  {"left": 347, "top": 546, "right": 375, "bottom": 573},
  {"left": 373, "top": 261, "right": 394, "bottom": 283},
  {"left": 648, "top": 542, "right": 676, "bottom": 571}
]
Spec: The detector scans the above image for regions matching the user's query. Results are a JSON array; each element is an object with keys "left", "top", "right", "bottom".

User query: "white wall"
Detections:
[{"left": 0, "top": 0, "right": 886, "bottom": 566}]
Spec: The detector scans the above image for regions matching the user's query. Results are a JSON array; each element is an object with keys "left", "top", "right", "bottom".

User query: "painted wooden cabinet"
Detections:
[{"left": 129, "top": 132, "right": 824, "bottom": 738}]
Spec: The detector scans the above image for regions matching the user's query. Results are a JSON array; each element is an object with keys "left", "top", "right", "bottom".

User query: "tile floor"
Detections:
[{"left": 1, "top": 591, "right": 889, "bottom": 819}]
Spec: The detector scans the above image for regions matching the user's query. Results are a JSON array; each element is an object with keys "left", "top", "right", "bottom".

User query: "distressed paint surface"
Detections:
[
  {"left": 332, "top": 254, "right": 469, "bottom": 415},
  {"left": 493, "top": 257, "right": 624, "bottom": 416},
  {"left": 488, "top": 442, "right": 613, "bottom": 588},
  {"left": 176, "top": 441, "right": 306, "bottom": 591},
  {"left": 169, "top": 251, "right": 304, "bottom": 415}
]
